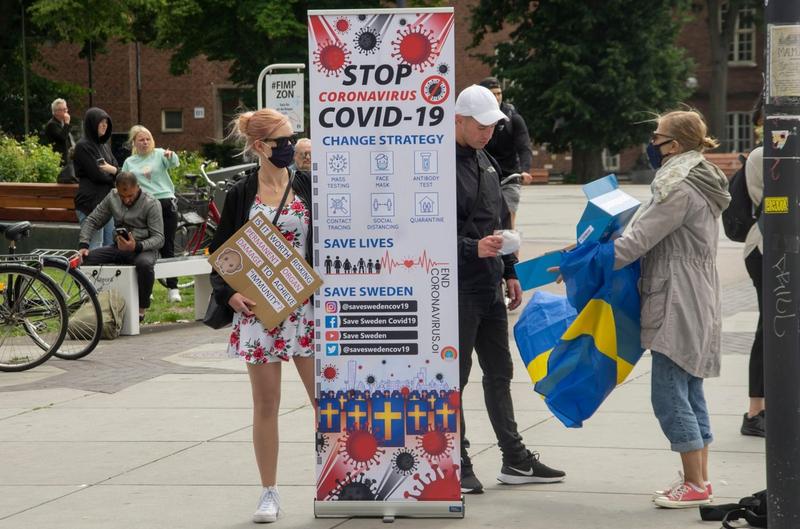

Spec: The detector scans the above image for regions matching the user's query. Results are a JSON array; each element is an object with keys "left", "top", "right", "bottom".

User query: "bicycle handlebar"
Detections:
[
  {"left": 199, "top": 161, "right": 218, "bottom": 189},
  {"left": 500, "top": 173, "right": 522, "bottom": 186}
]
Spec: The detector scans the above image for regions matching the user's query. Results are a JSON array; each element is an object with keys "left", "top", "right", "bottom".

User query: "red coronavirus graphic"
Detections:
[
  {"left": 404, "top": 464, "right": 460, "bottom": 501},
  {"left": 334, "top": 17, "right": 350, "bottom": 33},
  {"left": 391, "top": 25, "right": 439, "bottom": 72},
  {"left": 313, "top": 40, "right": 351, "bottom": 77},
  {"left": 448, "top": 391, "right": 460, "bottom": 409},
  {"left": 322, "top": 364, "right": 338, "bottom": 381},
  {"left": 339, "top": 429, "right": 384, "bottom": 469},
  {"left": 416, "top": 430, "right": 453, "bottom": 462}
]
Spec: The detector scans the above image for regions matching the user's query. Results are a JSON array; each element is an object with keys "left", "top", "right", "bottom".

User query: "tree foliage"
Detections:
[
  {"left": 28, "top": 0, "right": 162, "bottom": 56},
  {"left": 471, "top": 0, "right": 694, "bottom": 181},
  {"left": 0, "top": 0, "right": 84, "bottom": 137},
  {"left": 152, "top": 0, "right": 381, "bottom": 86}
]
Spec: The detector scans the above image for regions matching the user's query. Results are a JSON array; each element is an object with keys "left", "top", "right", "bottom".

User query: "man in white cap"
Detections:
[{"left": 454, "top": 84, "right": 565, "bottom": 493}]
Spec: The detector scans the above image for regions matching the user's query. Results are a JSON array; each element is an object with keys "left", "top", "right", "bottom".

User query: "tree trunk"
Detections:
[
  {"left": 571, "top": 146, "right": 604, "bottom": 184},
  {"left": 706, "top": 0, "right": 741, "bottom": 152},
  {"left": 708, "top": 44, "right": 729, "bottom": 150}
]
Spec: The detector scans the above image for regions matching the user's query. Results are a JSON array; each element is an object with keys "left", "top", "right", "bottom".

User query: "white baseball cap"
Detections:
[{"left": 454, "top": 84, "right": 508, "bottom": 126}]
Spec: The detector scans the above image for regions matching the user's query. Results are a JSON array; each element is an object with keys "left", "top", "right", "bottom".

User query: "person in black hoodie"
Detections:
[
  {"left": 73, "top": 107, "right": 119, "bottom": 248},
  {"left": 208, "top": 108, "right": 313, "bottom": 524},
  {"left": 454, "top": 85, "right": 565, "bottom": 494}
]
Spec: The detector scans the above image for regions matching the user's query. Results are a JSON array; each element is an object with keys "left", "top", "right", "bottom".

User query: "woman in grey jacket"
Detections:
[{"left": 613, "top": 110, "right": 730, "bottom": 509}]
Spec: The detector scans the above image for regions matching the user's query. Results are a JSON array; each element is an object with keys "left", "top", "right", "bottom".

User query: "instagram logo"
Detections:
[{"left": 325, "top": 301, "right": 339, "bottom": 313}]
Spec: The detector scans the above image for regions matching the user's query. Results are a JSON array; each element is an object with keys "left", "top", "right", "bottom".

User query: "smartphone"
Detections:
[
  {"left": 96, "top": 158, "right": 105, "bottom": 166},
  {"left": 115, "top": 227, "right": 130, "bottom": 240}
]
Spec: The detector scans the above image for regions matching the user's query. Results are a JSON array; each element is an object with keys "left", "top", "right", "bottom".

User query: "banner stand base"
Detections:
[{"left": 314, "top": 498, "right": 465, "bottom": 518}]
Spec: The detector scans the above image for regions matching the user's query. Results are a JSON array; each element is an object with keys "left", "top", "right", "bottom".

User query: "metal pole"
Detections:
[
  {"left": 88, "top": 40, "right": 94, "bottom": 107},
  {"left": 21, "top": 0, "right": 30, "bottom": 136},
  {"left": 763, "top": 1, "right": 800, "bottom": 528},
  {"left": 136, "top": 42, "right": 142, "bottom": 124}
]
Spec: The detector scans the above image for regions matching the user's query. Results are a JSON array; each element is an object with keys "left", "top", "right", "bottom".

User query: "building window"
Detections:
[
  {"left": 602, "top": 149, "right": 620, "bottom": 172},
  {"left": 723, "top": 2, "right": 756, "bottom": 64},
  {"left": 726, "top": 112, "right": 753, "bottom": 152},
  {"left": 161, "top": 110, "right": 183, "bottom": 132}
]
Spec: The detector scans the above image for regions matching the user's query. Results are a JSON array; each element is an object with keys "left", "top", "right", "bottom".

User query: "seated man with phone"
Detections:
[{"left": 78, "top": 171, "right": 165, "bottom": 322}]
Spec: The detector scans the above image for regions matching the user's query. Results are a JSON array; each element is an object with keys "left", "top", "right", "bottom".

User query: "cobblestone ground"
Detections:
[
  {"left": 0, "top": 275, "right": 759, "bottom": 394},
  {"left": 0, "top": 324, "right": 232, "bottom": 394}
]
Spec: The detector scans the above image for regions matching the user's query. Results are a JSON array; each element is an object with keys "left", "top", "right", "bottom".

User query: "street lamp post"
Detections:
[{"left": 763, "top": 1, "right": 800, "bottom": 528}]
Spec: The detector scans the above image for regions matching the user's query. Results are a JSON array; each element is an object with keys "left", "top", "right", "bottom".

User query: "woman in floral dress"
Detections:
[{"left": 208, "top": 108, "right": 314, "bottom": 524}]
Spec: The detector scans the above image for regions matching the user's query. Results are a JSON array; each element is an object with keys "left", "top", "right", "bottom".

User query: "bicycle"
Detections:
[
  {"left": 0, "top": 222, "right": 69, "bottom": 372},
  {"left": 32, "top": 249, "right": 102, "bottom": 360}
]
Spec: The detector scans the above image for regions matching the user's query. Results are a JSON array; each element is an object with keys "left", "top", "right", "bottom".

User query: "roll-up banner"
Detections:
[{"left": 309, "top": 7, "right": 463, "bottom": 518}]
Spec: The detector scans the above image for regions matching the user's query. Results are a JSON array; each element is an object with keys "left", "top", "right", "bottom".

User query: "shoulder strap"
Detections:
[{"left": 271, "top": 169, "right": 295, "bottom": 226}]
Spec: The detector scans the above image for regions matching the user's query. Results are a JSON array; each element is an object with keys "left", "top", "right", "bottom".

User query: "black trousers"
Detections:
[
  {"left": 744, "top": 248, "right": 764, "bottom": 398},
  {"left": 84, "top": 246, "right": 157, "bottom": 309},
  {"left": 159, "top": 198, "right": 178, "bottom": 289},
  {"left": 459, "top": 286, "right": 526, "bottom": 466}
]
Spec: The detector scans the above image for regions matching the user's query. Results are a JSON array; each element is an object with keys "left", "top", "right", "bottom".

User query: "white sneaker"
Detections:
[
  {"left": 253, "top": 486, "right": 280, "bottom": 523},
  {"left": 167, "top": 289, "right": 182, "bottom": 303}
]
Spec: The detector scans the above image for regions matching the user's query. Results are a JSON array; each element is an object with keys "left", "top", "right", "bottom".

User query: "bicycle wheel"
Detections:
[
  {"left": 0, "top": 264, "right": 68, "bottom": 372},
  {"left": 42, "top": 258, "right": 102, "bottom": 360}
]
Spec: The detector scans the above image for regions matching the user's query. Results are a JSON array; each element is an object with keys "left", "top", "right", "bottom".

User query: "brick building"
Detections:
[
  {"left": 34, "top": 42, "right": 240, "bottom": 154},
  {"left": 35, "top": 1, "right": 762, "bottom": 175}
]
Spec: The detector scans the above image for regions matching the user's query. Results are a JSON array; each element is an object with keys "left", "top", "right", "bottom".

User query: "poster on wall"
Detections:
[{"left": 308, "top": 7, "right": 463, "bottom": 517}]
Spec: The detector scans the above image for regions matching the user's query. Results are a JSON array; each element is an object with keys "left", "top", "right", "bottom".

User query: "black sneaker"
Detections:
[
  {"left": 498, "top": 451, "right": 566, "bottom": 484},
  {"left": 460, "top": 466, "right": 484, "bottom": 494},
  {"left": 741, "top": 410, "right": 765, "bottom": 437}
]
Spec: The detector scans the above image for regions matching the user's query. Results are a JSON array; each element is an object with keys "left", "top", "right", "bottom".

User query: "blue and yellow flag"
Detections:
[{"left": 514, "top": 242, "right": 642, "bottom": 427}]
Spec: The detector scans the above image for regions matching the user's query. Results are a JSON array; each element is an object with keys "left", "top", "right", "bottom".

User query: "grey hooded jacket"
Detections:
[
  {"left": 79, "top": 189, "right": 164, "bottom": 253},
  {"left": 614, "top": 160, "right": 731, "bottom": 378}
]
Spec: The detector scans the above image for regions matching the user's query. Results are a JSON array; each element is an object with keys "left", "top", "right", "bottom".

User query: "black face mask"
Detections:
[
  {"left": 646, "top": 140, "right": 672, "bottom": 169},
  {"left": 268, "top": 142, "right": 295, "bottom": 168}
]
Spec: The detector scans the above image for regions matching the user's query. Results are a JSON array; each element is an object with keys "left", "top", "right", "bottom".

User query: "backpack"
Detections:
[
  {"left": 722, "top": 154, "right": 761, "bottom": 242},
  {"left": 97, "top": 290, "right": 126, "bottom": 340},
  {"left": 699, "top": 489, "right": 768, "bottom": 528}
]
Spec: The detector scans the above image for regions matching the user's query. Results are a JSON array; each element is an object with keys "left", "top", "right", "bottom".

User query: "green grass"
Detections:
[{"left": 144, "top": 277, "right": 197, "bottom": 325}]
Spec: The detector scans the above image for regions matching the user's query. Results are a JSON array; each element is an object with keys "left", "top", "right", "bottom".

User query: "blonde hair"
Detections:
[
  {"left": 128, "top": 125, "right": 155, "bottom": 155},
  {"left": 658, "top": 110, "right": 719, "bottom": 152},
  {"left": 228, "top": 109, "right": 289, "bottom": 158}
]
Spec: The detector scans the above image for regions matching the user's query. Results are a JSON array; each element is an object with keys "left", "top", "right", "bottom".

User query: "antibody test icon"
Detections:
[{"left": 414, "top": 150, "right": 438, "bottom": 174}]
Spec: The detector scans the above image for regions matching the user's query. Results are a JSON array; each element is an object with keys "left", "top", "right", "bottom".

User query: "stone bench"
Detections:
[{"left": 82, "top": 255, "right": 212, "bottom": 335}]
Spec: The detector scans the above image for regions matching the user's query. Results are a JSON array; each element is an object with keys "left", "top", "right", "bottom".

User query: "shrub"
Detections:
[
  {"left": 0, "top": 134, "right": 61, "bottom": 183},
  {"left": 171, "top": 150, "right": 218, "bottom": 191}
]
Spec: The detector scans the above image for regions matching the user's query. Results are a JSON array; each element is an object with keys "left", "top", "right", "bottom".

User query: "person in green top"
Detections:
[{"left": 122, "top": 125, "right": 182, "bottom": 302}]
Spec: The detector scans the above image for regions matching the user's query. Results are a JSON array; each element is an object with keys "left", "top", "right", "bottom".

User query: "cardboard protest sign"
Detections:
[{"left": 208, "top": 211, "right": 322, "bottom": 329}]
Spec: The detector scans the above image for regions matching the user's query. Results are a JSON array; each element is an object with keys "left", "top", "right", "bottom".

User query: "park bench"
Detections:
[
  {"left": 527, "top": 168, "right": 550, "bottom": 184},
  {"left": 0, "top": 183, "right": 78, "bottom": 222},
  {"left": 81, "top": 256, "right": 212, "bottom": 336},
  {"left": 704, "top": 152, "right": 744, "bottom": 179}
]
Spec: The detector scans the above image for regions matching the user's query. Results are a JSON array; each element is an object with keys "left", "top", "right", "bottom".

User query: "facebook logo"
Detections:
[
  {"left": 325, "top": 316, "right": 339, "bottom": 328},
  {"left": 326, "top": 343, "right": 339, "bottom": 356}
]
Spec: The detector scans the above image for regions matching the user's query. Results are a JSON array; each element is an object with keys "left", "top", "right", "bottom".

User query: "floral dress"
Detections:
[{"left": 227, "top": 195, "right": 314, "bottom": 364}]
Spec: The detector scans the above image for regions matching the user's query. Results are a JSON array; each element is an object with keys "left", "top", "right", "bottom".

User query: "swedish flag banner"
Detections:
[{"left": 514, "top": 242, "right": 642, "bottom": 427}]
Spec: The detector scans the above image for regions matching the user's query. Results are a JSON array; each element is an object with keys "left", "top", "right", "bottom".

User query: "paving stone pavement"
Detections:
[{"left": 0, "top": 323, "right": 232, "bottom": 394}]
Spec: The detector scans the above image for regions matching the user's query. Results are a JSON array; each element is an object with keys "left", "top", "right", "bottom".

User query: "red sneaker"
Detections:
[
  {"left": 653, "top": 472, "right": 713, "bottom": 500},
  {"left": 654, "top": 481, "right": 711, "bottom": 508}
]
